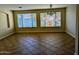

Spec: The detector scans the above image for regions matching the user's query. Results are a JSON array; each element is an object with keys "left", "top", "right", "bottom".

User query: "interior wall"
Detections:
[
  {"left": 13, "top": 8, "right": 66, "bottom": 33},
  {"left": 0, "top": 9, "right": 14, "bottom": 39},
  {"left": 0, "top": 4, "right": 77, "bottom": 39},
  {"left": 76, "top": 5, "right": 79, "bottom": 55},
  {"left": 66, "top": 5, "right": 76, "bottom": 38}
]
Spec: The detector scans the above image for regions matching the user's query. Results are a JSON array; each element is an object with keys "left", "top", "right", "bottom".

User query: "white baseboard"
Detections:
[
  {"left": 0, "top": 32, "right": 15, "bottom": 40},
  {"left": 66, "top": 31, "right": 76, "bottom": 39}
]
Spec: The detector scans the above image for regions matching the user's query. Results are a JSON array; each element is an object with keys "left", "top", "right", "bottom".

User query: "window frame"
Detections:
[
  {"left": 40, "top": 12, "right": 62, "bottom": 28},
  {"left": 12, "top": 8, "right": 66, "bottom": 33},
  {"left": 17, "top": 13, "right": 37, "bottom": 28}
]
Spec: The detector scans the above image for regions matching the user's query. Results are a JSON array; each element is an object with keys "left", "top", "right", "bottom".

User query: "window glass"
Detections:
[
  {"left": 40, "top": 12, "right": 61, "bottom": 27},
  {"left": 17, "top": 13, "right": 37, "bottom": 28}
]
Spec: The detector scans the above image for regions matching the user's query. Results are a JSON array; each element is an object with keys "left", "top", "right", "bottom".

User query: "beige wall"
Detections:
[
  {"left": 66, "top": 5, "right": 76, "bottom": 38},
  {"left": 13, "top": 8, "right": 66, "bottom": 33},
  {"left": 0, "top": 5, "right": 77, "bottom": 39},
  {"left": 0, "top": 9, "right": 14, "bottom": 39}
]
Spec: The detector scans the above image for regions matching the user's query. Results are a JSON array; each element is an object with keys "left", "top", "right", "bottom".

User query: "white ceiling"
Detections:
[{"left": 0, "top": 4, "right": 70, "bottom": 10}]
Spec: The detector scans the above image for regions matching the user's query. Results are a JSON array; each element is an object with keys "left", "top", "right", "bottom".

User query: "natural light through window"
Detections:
[
  {"left": 40, "top": 12, "right": 61, "bottom": 27},
  {"left": 17, "top": 13, "right": 37, "bottom": 28}
]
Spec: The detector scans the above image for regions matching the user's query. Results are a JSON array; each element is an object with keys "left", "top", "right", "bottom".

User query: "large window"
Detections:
[
  {"left": 17, "top": 13, "right": 37, "bottom": 28},
  {"left": 14, "top": 8, "right": 66, "bottom": 32},
  {"left": 40, "top": 12, "right": 61, "bottom": 27}
]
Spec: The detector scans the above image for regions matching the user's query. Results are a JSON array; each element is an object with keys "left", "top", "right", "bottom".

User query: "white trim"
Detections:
[
  {"left": 0, "top": 32, "right": 14, "bottom": 40},
  {"left": 66, "top": 31, "right": 76, "bottom": 39}
]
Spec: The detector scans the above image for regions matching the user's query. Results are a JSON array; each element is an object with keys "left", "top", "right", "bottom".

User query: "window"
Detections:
[
  {"left": 17, "top": 13, "right": 37, "bottom": 28},
  {"left": 40, "top": 12, "right": 61, "bottom": 27}
]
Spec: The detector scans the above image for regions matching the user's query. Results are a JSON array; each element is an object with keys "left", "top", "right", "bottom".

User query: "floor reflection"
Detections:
[{"left": 0, "top": 33, "right": 75, "bottom": 55}]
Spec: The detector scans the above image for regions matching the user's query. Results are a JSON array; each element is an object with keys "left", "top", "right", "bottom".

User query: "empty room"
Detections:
[{"left": 0, "top": 4, "right": 77, "bottom": 55}]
